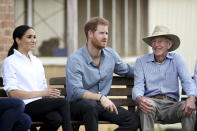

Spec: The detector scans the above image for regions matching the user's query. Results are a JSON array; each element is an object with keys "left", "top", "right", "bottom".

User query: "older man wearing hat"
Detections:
[{"left": 132, "top": 25, "right": 196, "bottom": 131}]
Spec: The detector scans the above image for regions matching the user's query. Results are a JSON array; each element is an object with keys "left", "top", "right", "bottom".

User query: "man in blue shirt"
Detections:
[
  {"left": 192, "top": 60, "right": 197, "bottom": 131},
  {"left": 132, "top": 25, "right": 196, "bottom": 131},
  {"left": 66, "top": 17, "right": 139, "bottom": 131}
]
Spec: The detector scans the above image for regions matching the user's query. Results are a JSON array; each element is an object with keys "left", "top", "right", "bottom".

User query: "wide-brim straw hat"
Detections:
[{"left": 143, "top": 25, "right": 180, "bottom": 52}]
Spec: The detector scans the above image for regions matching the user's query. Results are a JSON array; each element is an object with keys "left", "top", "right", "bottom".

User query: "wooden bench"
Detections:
[
  {"left": 0, "top": 76, "right": 188, "bottom": 131},
  {"left": 49, "top": 76, "right": 136, "bottom": 131},
  {"left": 0, "top": 76, "right": 136, "bottom": 131},
  {"left": 49, "top": 76, "right": 187, "bottom": 130}
]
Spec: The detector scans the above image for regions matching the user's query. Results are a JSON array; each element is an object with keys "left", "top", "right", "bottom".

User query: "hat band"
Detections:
[{"left": 152, "top": 32, "right": 169, "bottom": 36}]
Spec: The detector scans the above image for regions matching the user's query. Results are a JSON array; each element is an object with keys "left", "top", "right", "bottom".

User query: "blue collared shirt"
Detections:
[
  {"left": 132, "top": 53, "right": 196, "bottom": 101},
  {"left": 66, "top": 44, "right": 134, "bottom": 102},
  {"left": 193, "top": 60, "right": 197, "bottom": 86}
]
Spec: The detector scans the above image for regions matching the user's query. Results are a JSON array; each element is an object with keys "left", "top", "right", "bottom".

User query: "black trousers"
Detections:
[
  {"left": 25, "top": 98, "right": 73, "bottom": 131},
  {"left": 70, "top": 99, "right": 140, "bottom": 131}
]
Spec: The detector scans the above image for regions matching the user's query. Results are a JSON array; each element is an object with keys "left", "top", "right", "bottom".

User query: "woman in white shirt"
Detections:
[{"left": 1, "top": 25, "right": 73, "bottom": 131}]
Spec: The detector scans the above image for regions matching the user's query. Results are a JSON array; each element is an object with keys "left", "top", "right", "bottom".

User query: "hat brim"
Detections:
[{"left": 143, "top": 34, "right": 180, "bottom": 52}]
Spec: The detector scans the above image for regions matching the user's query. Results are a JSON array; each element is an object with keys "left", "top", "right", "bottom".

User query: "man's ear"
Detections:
[
  {"left": 168, "top": 40, "right": 173, "bottom": 49},
  {"left": 88, "top": 30, "right": 93, "bottom": 38}
]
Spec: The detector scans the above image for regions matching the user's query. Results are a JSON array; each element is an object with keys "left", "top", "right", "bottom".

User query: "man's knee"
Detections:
[
  {"left": 139, "top": 100, "right": 157, "bottom": 123},
  {"left": 125, "top": 112, "right": 140, "bottom": 130},
  {"left": 139, "top": 105, "right": 156, "bottom": 116},
  {"left": 80, "top": 100, "right": 98, "bottom": 115}
]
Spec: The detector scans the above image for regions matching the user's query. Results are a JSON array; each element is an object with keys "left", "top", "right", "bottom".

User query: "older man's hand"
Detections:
[
  {"left": 182, "top": 95, "right": 196, "bottom": 117},
  {"left": 137, "top": 96, "right": 153, "bottom": 114}
]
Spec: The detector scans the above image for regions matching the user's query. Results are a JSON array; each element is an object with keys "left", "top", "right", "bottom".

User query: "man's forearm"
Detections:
[{"left": 82, "top": 91, "right": 102, "bottom": 101}]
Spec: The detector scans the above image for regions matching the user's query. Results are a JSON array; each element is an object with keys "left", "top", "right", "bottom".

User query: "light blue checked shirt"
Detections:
[
  {"left": 66, "top": 44, "right": 134, "bottom": 102},
  {"left": 132, "top": 53, "right": 196, "bottom": 101},
  {"left": 193, "top": 60, "right": 197, "bottom": 87}
]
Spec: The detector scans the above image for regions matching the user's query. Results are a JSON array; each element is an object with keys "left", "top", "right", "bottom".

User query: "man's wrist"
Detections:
[
  {"left": 188, "top": 95, "right": 196, "bottom": 102},
  {"left": 136, "top": 96, "right": 142, "bottom": 103},
  {"left": 99, "top": 94, "right": 104, "bottom": 102}
]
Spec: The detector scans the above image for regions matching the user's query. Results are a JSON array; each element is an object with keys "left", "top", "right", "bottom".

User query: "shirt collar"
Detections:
[
  {"left": 14, "top": 49, "right": 33, "bottom": 59},
  {"left": 82, "top": 44, "right": 105, "bottom": 65},
  {"left": 14, "top": 49, "right": 23, "bottom": 56},
  {"left": 146, "top": 52, "right": 173, "bottom": 62}
]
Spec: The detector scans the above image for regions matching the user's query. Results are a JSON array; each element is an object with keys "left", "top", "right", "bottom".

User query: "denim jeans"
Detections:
[{"left": 0, "top": 98, "right": 31, "bottom": 131}]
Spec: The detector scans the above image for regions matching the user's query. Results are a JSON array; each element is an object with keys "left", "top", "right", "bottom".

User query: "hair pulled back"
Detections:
[{"left": 8, "top": 25, "right": 33, "bottom": 56}]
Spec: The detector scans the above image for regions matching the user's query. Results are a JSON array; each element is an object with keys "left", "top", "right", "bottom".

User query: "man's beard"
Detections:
[{"left": 92, "top": 38, "right": 107, "bottom": 49}]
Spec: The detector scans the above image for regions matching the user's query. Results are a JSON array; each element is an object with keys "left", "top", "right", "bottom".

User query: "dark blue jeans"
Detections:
[
  {"left": 0, "top": 98, "right": 32, "bottom": 131},
  {"left": 70, "top": 99, "right": 140, "bottom": 131}
]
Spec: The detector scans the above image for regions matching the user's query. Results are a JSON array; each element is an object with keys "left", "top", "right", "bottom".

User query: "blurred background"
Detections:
[{"left": 1, "top": 0, "right": 197, "bottom": 130}]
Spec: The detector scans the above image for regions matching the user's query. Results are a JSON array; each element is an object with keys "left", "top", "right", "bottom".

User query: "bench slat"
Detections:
[
  {"left": 108, "top": 88, "right": 132, "bottom": 96},
  {"left": 49, "top": 77, "right": 65, "bottom": 85},
  {"left": 0, "top": 87, "right": 7, "bottom": 97},
  {"left": 112, "top": 76, "right": 133, "bottom": 85},
  {"left": 49, "top": 76, "right": 134, "bottom": 86},
  {"left": 111, "top": 98, "right": 136, "bottom": 106},
  {"left": 55, "top": 87, "right": 132, "bottom": 96},
  {"left": 71, "top": 121, "right": 111, "bottom": 125},
  {"left": 0, "top": 77, "right": 3, "bottom": 87},
  {"left": 32, "top": 121, "right": 113, "bottom": 126}
]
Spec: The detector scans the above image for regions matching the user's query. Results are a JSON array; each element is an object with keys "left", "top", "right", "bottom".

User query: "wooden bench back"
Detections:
[
  {"left": 0, "top": 77, "right": 7, "bottom": 97},
  {"left": 0, "top": 76, "right": 187, "bottom": 111},
  {"left": 49, "top": 76, "right": 136, "bottom": 112}
]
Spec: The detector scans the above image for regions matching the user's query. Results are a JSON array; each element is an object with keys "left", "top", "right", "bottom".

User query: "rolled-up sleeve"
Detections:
[
  {"left": 1, "top": 59, "right": 18, "bottom": 93},
  {"left": 132, "top": 58, "right": 145, "bottom": 101},
  {"left": 112, "top": 49, "right": 134, "bottom": 77},
  {"left": 66, "top": 57, "right": 87, "bottom": 102},
  {"left": 194, "top": 60, "right": 197, "bottom": 89}
]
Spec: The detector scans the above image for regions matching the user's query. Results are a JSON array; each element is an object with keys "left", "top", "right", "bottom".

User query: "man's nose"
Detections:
[{"left": 104, "top": 34, "right": 108, "bottom": 39}]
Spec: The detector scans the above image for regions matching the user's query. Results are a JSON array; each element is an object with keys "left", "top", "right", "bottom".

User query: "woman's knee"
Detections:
[
  {"left": 56, "top": 98, "right": 70, "bottom": 109},
  {"left": 46, "top": 111, "right": 63, "bottom": 126}
]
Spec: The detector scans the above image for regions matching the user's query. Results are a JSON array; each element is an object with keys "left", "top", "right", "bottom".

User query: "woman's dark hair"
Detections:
[{"left": 8, "top": 25, "right": 33, "bottom": 56}]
